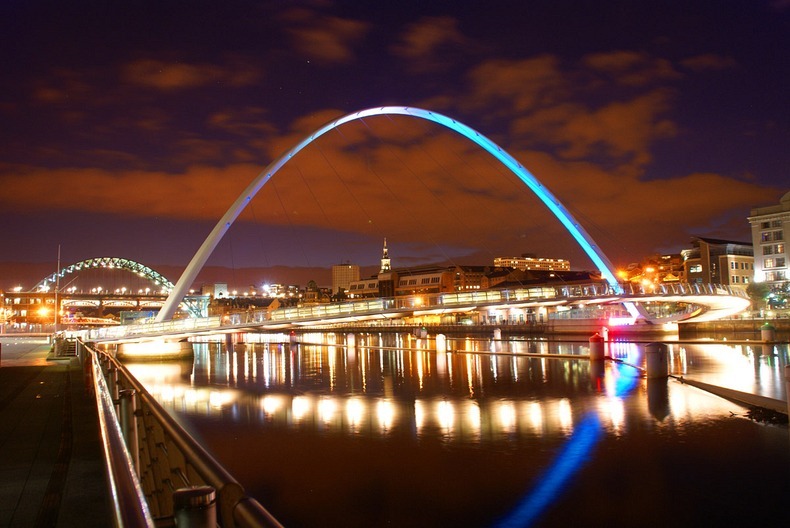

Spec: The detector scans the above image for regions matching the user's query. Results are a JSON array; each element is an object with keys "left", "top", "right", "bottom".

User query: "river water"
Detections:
[{"left": 127, "top": 333, "right": 790, "bottom": 527}]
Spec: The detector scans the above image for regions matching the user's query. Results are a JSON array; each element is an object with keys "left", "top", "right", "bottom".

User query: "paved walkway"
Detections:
[{"left": 0, "top": 337, "right": 111, "bottom": 527}]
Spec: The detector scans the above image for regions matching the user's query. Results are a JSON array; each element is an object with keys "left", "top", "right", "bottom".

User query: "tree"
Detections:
[{"left": 746, "top": 282, "right": 770, "bottom": 310}]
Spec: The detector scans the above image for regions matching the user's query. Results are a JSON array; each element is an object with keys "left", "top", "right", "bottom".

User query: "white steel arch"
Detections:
[{"left": 157, "top": 106, "right": 626, "bottom": 321}]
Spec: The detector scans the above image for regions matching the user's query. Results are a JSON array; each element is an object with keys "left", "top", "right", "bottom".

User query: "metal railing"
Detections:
[
  {"left": 78, "top": 339, "right": 283, "bottom": 527},
  {"left": 84, "top": 282, "right": 748, "bottom": 341}
]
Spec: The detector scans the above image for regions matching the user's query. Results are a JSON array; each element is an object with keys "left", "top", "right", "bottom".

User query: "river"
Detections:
[{"left": 127, "top": 332, "right": 790, "bottom": 527}]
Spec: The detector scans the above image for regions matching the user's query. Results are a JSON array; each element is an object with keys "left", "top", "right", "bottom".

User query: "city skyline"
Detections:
[{"left": 1, "top": 1, "right": 788, "bottom": 289}]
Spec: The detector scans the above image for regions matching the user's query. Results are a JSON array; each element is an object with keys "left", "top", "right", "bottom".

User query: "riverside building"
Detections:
[
  {"left": 331, "top": 263, "right": 360, "bottom": 295},
  {"left": 493, "top": 255, "right": 570, "bottom": 271},
  {"left": 748, "top": 191, "right": 789, "bottom": 287},
  {"left": 681, "top": 236, "right": 753, "bottom": 288}
]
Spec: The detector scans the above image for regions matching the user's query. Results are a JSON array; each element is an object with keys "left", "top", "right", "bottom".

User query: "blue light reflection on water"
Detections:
[
  {"left": 129, "top": 334, "right": 789, "bottom": 527},
  {"left": 495, "top": 357, "right": 641, "bottom": 528},
  {"left": 494, "top": 413, "right": 602, "bottom": 528}
]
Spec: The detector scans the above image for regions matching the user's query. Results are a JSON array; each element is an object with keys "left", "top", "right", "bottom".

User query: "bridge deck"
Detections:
[{"left": 0, "top": 338, "right": 111, "bottom": 527}]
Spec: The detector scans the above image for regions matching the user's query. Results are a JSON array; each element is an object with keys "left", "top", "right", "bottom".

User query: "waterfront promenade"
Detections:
[{"left": 0, "top": 337, "right": 110, "bottom": 527}]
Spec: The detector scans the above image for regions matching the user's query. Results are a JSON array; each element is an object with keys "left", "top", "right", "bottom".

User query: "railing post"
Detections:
[
  {"left": 119, "top": 389, "right": 140, "bottom": 473},
  {"left": 173, "top": 486, "right": 217, "bottom": 527},
  {"left": 107, "top": 364, "right": 120, "bottom": 405}
]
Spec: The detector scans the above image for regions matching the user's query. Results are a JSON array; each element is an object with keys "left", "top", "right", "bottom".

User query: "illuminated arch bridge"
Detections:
[
  {"left": 34, "top": 257, "right": 175, "bottom": 293},
  {"left": 157, "top": 106, "right": 641, "bottom": 322}
]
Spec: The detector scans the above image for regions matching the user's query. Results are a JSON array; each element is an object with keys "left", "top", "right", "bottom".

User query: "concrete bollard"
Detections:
[
  {"left": 589, "top": 333, "right": 605, "bottom": 361},
  {"left": 173, "top": 486, "right": 216, "bottom": 527},
  {"left": 436, "top": 333, "right": 447, "bottom": 353},
  {"left": 761, "top": 323, "right": 776, "bottom": 343},
  {"left": 645, "top": 342, "right": 669, "bottom": 379}
]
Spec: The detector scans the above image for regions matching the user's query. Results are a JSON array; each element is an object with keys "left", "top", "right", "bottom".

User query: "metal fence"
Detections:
[
  {"left": 78, "top": 339, "right": 283, "bottom": 528},
  {"left": 84, "top": 282, "right": 749, "bottom": 341}
]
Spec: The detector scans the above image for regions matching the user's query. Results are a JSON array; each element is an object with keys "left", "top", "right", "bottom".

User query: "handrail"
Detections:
[
  {"left": 85, "top": 343, "right": 157, "bottom": 528},
  {"left": 80, "top": 339, "right": 283, "bottom": 527},
  {"left": 84, "top": 282, "right": 748, "bottom": 340}
]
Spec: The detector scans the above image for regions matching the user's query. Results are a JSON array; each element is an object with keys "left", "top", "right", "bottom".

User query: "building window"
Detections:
[
  {"left": 765, "top": 258, "right": 775, "bottom": 268},
  {"left": 777, "top": 258, "right": 786, "bottom": 268},
  {"left": 763, "top": 246, "right": 774, "bottom": 255},
  {"left": 689, "top": 264, "right": 702, "bottom": 273},
  {"left": 744, "top": 277, "right": 750, "bottom": 284},
  {"left": 761, "top": 221, "right": 771, "bottom": 229},
  {"left": 774, "top": 231, "right": 784, "bottom": 241},
  {"left": 732, "top": 276, "right": 739, "bottom": 283},
  {"left": 730, "top": 262, "right": 737, "bottom": 269},
  {"left": 776, "top": 243, "right": 785, "bottom": 254},
  {"left": 772, "top": 219, "right": 782, "bottom": 228},
  {"left": 762, "top": 232, "right": 772, "bottom": 242}
]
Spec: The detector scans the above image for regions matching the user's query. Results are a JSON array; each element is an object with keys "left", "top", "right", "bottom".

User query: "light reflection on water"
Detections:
[{"left": 127, "top": 334, "right": 789, "bottom": 527}]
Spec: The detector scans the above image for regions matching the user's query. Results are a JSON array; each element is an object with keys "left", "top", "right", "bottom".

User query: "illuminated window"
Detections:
[
  {"left": 689, "top": 264, "right": 702, "bottom": 273},
  {"left": 765, "top": 258, "right": 775, "bottom": 268}
]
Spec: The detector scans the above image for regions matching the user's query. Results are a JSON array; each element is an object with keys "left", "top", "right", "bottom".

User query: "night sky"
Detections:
[{"left": 1, "top": 1, "right": 788, "bottom": 290}]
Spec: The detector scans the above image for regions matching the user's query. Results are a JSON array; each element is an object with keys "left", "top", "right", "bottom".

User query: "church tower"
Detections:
[
  {"left": 380, "top": 237, "right": 391, "bottom": 273},
  {"left": 377, "top": 238, "right": 395, "bottom": 297}
]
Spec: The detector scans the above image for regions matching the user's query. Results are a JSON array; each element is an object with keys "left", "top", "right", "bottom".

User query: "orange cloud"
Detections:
[
  {"left": 0, "top": 101, "right": 774, "bottom": 269},
  {"left": 465, "top": 56, "right": 568, "bottom": 114},
  {"left": 391, "top": 16, "right": 470, "bottom": 72},
  {"left": 680, "top": 53, "right": 738, "bottom": 72},
  {"left": 0, "top": 164, "right": 257, "bottom": 220},
  {"left": 582, "top": 50, "right": 680, "bottom": 86},
  {"left": 511, "top": 89, "right": 677, "bottom": 166},
  {"left": 281, "top": 9, "right": 370, "bottom": 64},
  {"left": 121, "top": 58, "right": 262, "bottom": 91}
]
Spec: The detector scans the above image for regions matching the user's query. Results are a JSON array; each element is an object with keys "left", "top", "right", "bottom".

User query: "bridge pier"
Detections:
[
  {"left": 761, "top": 323, "right": 776, "bottom": 342},
  {"left": 588, "top": 333, "right": 605, "bottom": 361},
  {"left": 645, "top": 343, "right": 669, "bottom": 378}
]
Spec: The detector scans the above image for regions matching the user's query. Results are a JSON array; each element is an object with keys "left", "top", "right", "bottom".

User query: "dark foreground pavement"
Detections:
[{"left": 0, "top": 337, "right": 111, "bottom": 527}]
